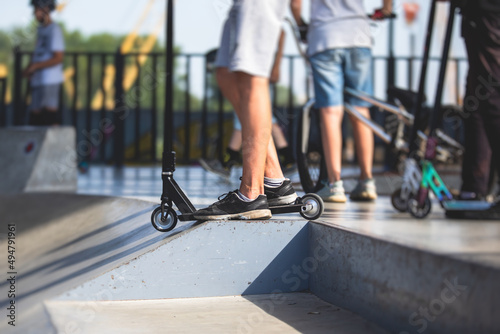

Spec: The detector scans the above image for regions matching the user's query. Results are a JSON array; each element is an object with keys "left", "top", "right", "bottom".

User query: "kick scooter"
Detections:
[{"left": 151, "top": 0, "right": 325, "bottom": 232}]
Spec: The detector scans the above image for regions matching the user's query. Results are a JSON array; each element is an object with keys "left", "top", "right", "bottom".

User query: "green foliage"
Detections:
[{"left": 0, "top": 21, "right": 297, "bottom": 115}]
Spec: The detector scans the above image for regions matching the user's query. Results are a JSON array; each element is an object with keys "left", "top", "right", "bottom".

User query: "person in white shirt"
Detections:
[
  {"left": 291, "top": 0, "right": 392, "bottom": 203},
  {"left": 193, "top": 0, "right": 298, "bottom": 221},
  {"left": 24, "top": 0, "right": 64, "bottom": 126}
]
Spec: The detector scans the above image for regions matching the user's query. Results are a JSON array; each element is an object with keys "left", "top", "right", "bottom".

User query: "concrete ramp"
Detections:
[
  {"left": 4, "top": 190, "right": 498, "bottom": 333},
  {"left": 0, "top": 126, "right": 77, "bottom": 194},
  {"left": 0, "top": 193, "right": 197, "bottom": 334},
  {"left": 0, "top": 193, "right": 388, "bottom": 334}
]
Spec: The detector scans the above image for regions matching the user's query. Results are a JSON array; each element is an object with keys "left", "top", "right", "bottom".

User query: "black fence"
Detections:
[
  {"left": 3, "top": 49, "right": 467, "bottom": 166},
  {"left": 0, "top": 77, "right": 7, "bottom": 127}
]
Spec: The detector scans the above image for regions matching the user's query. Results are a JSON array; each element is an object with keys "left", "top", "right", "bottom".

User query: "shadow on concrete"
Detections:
[
  {"left": 242, "top": 224, "right": 309, "bottom": 295},
  {"left": 0, "top": 193, "right": 200, "bottom": 310},
  {"left": 0, "top": 193, "right": 114, "bottom": 235}
]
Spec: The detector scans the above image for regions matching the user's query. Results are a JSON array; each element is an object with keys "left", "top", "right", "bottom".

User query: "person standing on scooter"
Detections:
[
  {"left": 291, "top": 0, "right": 392, "bottom": 203},
  {"left": 458, "top": 0, "right": 500, "bottom": 201},
  {"left": 24, "top": 0, "right": 64, "bottom": 126},
  {"left": 193, "top": 0, "right": 297, "bottom": 220}
]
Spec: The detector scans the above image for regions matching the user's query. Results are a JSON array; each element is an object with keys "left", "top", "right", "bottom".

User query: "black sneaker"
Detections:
[
  {"left": 264, "top": 179, "right": 298, "bottom": 207},
  {"left": 193, "top": 191, "right": 271, "bottom": 220},
  {"left": 199, "top": 158, "right": 231, "bottom": 178}
]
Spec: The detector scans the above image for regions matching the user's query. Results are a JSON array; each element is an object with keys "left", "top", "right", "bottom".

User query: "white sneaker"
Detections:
[
  {"left": 316, "top": 180, "right": 347, "bottom": 203},
  {"left": 350, "top": 178, "right": 377, "bottom": 201}
]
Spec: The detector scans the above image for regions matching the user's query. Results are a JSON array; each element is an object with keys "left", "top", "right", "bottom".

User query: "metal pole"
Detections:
[
  {"left": 163, "top": 0, "right": 176, "bottom": 172},
  {"left": 387, "top": 0, "right": 396, "bottom": 96},
  {"left": 151, "top": 55, "right": 158, "bottom": 162},
  {"left": 428, "top": 3, "right": 457, "bottom": 138},
  {"left": 408, "top": 0, "right": 438, "bottom": 153},
  {"left": 13, "top": 48, "right": 23, "bottom": 125},
  {"left": 0, "top": 78, "right": 6, "bottom": 127},
  {"left": 114, "top": 49, "right": 125, "bottom": 167},
  {"left": 184, "top": 55, "right": 191, "bottom": 163}
]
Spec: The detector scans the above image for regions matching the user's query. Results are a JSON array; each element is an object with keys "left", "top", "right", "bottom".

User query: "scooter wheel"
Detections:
[
  {"left": 407, "top": 194, "right": 432, "bottom": 219},
  {"left": 151, "top": 206, "right": 178, "bottom": 232},
  {"left": 391, "top": 188, "right": 408, "bottom": 212},
  {"left": 300, "top": 193, "right": 324, "bottom": 220}
]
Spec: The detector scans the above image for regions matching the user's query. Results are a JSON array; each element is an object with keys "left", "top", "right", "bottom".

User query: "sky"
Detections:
[
  {"left": 0, "top": 0, "right": 466, "bottom": 56},
  {"left": 0, "top": 0, "right": 467, "bottom": 102}
]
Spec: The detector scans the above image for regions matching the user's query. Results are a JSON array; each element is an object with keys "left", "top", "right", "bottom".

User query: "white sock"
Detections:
[
  {"left": 264, "top": 177, "right": 286, "bottom": 188},
  {"left": 237, "top": 191, "right": 254, "bottom": 202}
]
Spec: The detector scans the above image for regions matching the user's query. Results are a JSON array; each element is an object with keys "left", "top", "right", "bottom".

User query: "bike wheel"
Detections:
[{"left": 295, "top": 105, "right": 328, "bottom": 193}]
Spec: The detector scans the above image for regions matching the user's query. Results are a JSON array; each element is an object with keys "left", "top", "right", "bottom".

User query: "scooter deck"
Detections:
[
  {"left": 442, "top": 200, "right": 492, "bottom": 211},
  {"left": 444, "top": 200, "right": 499, "bottom": 220},
  {"left": 270, "top": 203, "right": 304, "bottom": 215},
  {"left": 177, "top": 203, "right": 305, "bottom": 222}
]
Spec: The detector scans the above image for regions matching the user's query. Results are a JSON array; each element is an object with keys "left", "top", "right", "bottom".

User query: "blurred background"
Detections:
[{"left": 0, "top": 0, "right": 467, "bottom": 168}]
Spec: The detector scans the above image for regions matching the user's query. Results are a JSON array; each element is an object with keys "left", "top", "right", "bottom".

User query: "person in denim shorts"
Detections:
[{"left": 292, "top": 0, "right": 392, "bottom": 202}]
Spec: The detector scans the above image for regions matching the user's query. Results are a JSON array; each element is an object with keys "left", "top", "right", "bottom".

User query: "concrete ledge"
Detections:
[
  {"left": 308, "top": 222, "right": 500, "bottom": 334},
  {"left": 57, "top": 220, "right": 309, "bottom": 301},
  {"left": 0, "top": 126, "right": 77, "bottom": 194}
]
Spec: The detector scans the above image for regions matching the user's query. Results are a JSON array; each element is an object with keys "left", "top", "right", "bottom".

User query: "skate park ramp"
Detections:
[
  {"left": 0, "top": 193, "right": 388, "bottom": 334},
  {"left": 0, "top": 193, "right": 197, "bottom": 333},
  {"left": 0, "top": 127, "right": 77, "bottom": 194},
  {"left": 2, "top": 189, "right": 500, "bottom": 333}
]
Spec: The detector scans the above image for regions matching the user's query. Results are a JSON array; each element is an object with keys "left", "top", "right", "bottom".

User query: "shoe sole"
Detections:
[
  {"left": 268, "top": 194, "right": 298, "bottom": 207},
  {"left": 194, "top": 209, "right": 272, "bottom": 221},
  {"left": 321, "top": 196, "right": 347, "bottom": 203}
]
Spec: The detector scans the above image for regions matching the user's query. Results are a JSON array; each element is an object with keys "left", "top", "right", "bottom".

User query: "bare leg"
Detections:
[
  {"left": 235, "top": 71, "right": 273, "bottom": 199},
  {"left": 216, "top": 68, "right": 284, "bottom": 196},
  {"left": 265, "top": 137, "right": 283, "bottom": 179},
  {"left": 348, "top": 106, "right": 373, "bottom": 180},
  {"left": 228, "top": 129, "right": 242, "bottom": 152},
  {"left": 320, "top": 106, "right": 344, "bottom": 183},
  {"left": 272, "top": 123, "right": 288, "bottom": 149}
]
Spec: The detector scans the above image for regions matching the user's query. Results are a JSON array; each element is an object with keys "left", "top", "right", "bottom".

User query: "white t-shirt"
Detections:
[
  {"left": 308, "top": 0, "right": 372, "bottom": 56},
  {"left": 31, "top": 23, "right": 65, "bottom": 87}
]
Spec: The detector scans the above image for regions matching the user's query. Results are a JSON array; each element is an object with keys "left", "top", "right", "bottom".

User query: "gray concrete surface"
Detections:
[
  {"left": 57, "top": 220, "right": 309, "bottom": 301},
  {"left": 1, "top": 165, "right": 499, "bottom": 334},
  {"left": 0, "top": 193, "right": 197, "bottom": 334},
  {"left": 0, "top": 126, "right": 77, "bottom": 194},
  {"left": 0, "top": 192, "right": 387, "bottom": 334},
  {"left": 309, "top": 220, "right": 500, "bottom": 334},
  {"left": 45, "top": 293, "right": 388, "bottom": 334}
]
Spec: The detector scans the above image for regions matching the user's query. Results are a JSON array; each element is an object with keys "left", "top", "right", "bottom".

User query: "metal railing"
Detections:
[
  {"left": 5, "top": 49, "right": 467, "bottom": 166},
  {"left": 0, "top": 77, "right": 6, "bottom": 127}
]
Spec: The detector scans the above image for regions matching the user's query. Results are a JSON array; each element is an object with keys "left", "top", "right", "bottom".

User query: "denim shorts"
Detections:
[{"left": 310, "top": 48, "right": 373, "bottom": 108}]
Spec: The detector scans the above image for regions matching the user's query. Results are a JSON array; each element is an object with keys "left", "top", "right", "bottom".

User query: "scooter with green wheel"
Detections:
[{"left": 403, "top": 0, "right": 497, "bottom": 219}]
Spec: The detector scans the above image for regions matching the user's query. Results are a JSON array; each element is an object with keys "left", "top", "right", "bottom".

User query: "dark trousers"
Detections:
[{"left": 461, "top": 11, "right": 500, "bottom": 195}]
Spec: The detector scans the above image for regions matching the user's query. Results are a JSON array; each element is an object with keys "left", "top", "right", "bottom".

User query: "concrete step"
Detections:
[{"left": 45, "top": 293, "right": 388, "bottom": 334}]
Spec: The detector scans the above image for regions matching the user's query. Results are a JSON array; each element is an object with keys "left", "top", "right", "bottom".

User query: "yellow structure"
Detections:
[
  {"left": 90, "top": 0, "right": 164, "bottom": 111},
  {"left": 0, "top": 64, "right": 12, "bottom": 104}
]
